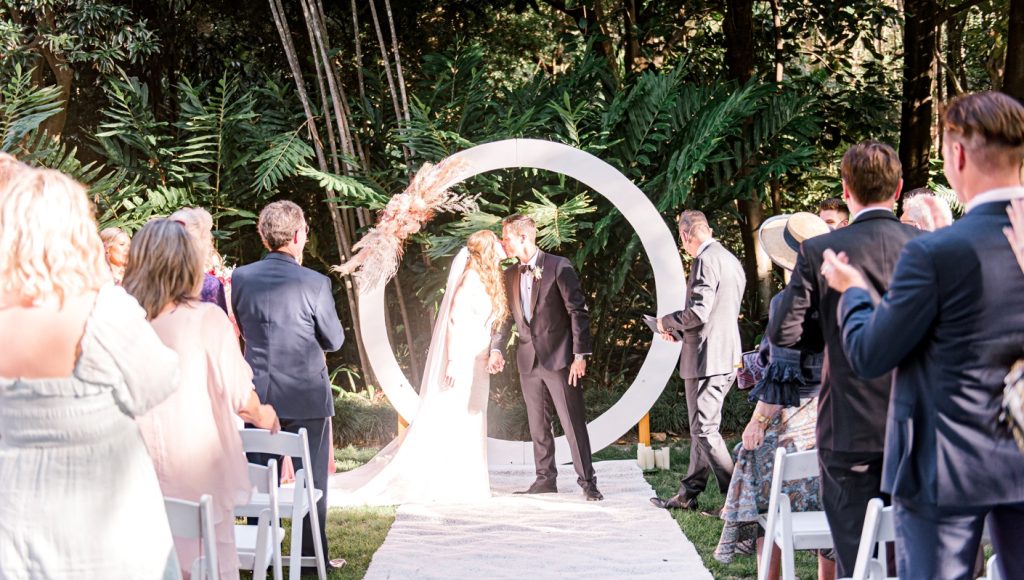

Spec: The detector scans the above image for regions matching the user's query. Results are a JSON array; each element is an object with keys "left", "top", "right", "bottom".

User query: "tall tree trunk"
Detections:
[
  {"left": 946, "top": 12, "right": 966, "bottom": 96},
  {"left": 1005, "top": 0, "right": 1024, "bottom": 100},
  {"left": 622, "top": 0, "right": 641, "bottom": 76},
  {"left": 267, "top": 0, "right": 373, "bottom": 387},
  {"left": 899, "top": 0, "right": 937, "bottom": 191},
  {"left": 723, "top": 0, "right": 771, "bottom": 320},
  {"left": 383, "top": 0, "right": 411, "bottom": 126},
  {"left": 350, "top": 0, "right": 366, "bottom": 102}
]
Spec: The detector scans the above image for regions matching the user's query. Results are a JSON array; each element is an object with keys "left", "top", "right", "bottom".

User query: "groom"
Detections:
[{"left": 488, "top": 215, "right": 603, "bottom": 501}]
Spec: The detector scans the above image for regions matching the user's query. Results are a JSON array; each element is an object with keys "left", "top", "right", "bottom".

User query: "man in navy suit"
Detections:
[
  {"left": 822, "top": 91, "right": 1024, "bottom": 579},
  {"left": 232, "top": 200, "right": 346, "bottom": 571}
]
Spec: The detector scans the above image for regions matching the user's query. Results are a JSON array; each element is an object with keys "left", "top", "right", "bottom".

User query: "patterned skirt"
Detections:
[{"left": 713, "top": 396, "right": 821, "bottom": 564}]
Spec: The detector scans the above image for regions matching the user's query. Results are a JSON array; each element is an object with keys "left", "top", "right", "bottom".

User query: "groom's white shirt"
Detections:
[{"left": 520, "top": 250, "right": 540, "bottom": 322}]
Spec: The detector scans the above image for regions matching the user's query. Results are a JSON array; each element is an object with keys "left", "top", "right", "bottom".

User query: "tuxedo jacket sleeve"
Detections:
[
  {"left": 313, "top": 274, "right": 345, "bottom": 352},
  {"left": 554, "top": 257, "right": 592, "bottom": 355}
]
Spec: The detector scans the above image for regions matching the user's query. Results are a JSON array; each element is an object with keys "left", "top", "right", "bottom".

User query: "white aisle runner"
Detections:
[{"left": 363, "top": 460, "right": 712, "bottom": 579}]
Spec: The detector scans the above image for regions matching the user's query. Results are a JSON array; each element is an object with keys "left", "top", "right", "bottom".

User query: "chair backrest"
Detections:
[
  {"left": 850, "top": 498, "right": 896, "bottom": 580},
  {"left": 164, "top": 495, "right": 219, "bottom": 580},
  {"left": 240, "top": 428, "right": 309, "bottom": 461},
  {"left": 758, "top": 447, "right": 821, "bottom": 580},
  {"left": 238, "top": 459, "right": 279, "bottom": 518}
]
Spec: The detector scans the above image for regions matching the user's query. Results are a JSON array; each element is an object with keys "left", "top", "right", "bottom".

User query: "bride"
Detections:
[{"left": 329, "top": 229, "right": 508, "bottom": 505}]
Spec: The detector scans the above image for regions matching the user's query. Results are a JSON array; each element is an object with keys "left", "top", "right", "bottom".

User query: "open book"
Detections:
[{"left": 643, "top": 314, "right": 683, "bottom": 341}]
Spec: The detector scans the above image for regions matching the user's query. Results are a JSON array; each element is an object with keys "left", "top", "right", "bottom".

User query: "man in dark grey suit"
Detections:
[
  {"left": 822, "top": 92, "right": 1024, "bottom": 579},
  {"left": 489, "top": 215, "right": 603, "bottom": 501},
  {"left": 232, "top": 200, "right": 346, "bottom": 572},
  {"left": 650, "top": 210, "right": 745, "bottom": 512},
  {"left": 769, "top": 141, "right": 921, "bottom": 577}
]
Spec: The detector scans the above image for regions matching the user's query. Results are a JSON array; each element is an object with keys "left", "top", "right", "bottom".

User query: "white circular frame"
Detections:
[{"left": 358, "top": 139, "right": 685, "bottom": 465}]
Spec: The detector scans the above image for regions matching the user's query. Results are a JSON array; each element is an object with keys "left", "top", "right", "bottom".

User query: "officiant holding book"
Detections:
[{"left": 650, "top": 210, "right": 746, "bottom": 513}]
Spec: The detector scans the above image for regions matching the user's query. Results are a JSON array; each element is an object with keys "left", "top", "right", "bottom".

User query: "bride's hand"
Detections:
[{"left": 442, "top": 361, "right": 459, "bottom": 389}]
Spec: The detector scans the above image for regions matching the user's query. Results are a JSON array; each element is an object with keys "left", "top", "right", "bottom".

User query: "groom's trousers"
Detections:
[
  {"left": 679, "top": 373, "right": 735, "bottom": 499},
  {"left": 521, "top": 365, "right": 596, "bottom": 487}
]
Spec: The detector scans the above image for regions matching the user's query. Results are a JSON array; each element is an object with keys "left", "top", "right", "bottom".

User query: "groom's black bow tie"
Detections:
[{"left": 520, "top": 264, "right": 534, "bottom": 273}]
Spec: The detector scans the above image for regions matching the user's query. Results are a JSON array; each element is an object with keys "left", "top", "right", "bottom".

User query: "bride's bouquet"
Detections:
[{"left": 333, "top": 159, "right": 476, "bottom": 292}]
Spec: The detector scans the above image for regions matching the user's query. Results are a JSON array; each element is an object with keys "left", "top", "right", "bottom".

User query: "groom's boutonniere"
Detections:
[{"left": 532, "top": 265, "right": 543, "bottom": 280}]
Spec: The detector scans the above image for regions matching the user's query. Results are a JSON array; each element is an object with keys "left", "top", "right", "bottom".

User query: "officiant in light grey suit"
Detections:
[{"left": 651, "top": 210, "right": 746, "bottom": 513}]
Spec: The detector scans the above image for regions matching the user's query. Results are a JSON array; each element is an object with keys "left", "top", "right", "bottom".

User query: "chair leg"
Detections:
[
  {"left": 288, "top": 516, "right": 303, "bottom": 580},
  {"left": 307, "top": 487, "right": 326, "bottom": 580}
]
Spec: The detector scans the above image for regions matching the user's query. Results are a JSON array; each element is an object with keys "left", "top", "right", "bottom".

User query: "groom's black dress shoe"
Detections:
[
  {"left": 584, "top": 486, "right": 604, "bottom": 501},
  {"left": 649, "top": 494, "right": 698, "bottom": 511},
  {"left": 515, "top": 480, "right": 558, "bottom": 494}
]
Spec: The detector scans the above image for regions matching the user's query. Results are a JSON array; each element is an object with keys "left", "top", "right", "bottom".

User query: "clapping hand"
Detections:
[
  {"left": 820, "top": 249, "right": 868, "bottom": 293},
  {"left": 1006, "top": 198, "right": 1024, "bottom": 274},
  {"left": 487, "top": 351, "right": 505, "bottom": 374}
]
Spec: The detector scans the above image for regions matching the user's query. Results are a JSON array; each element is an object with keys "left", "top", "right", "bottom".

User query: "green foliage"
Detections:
[{"left": 0, "top": 65, "right": 63, "bottom": 151}]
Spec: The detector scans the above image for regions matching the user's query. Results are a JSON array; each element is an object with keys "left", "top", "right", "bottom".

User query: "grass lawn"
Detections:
[{"left": 311, "top": 441, "right": 819, "bottom": 579}]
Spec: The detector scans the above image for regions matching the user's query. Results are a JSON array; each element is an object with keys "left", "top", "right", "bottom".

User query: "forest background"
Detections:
[{"left": 3, "top": 0, "right": 1021, "bottom": 444}]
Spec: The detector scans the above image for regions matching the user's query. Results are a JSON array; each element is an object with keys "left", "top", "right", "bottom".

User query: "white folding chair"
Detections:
[
  {"left": 164, "top": 494, "right": 218, "bottom": 580},
  {"left": 239, "top": 428, "right": 327, "bottom": 580},
  {"left": 758, "top": 448, "right": 834, "bottom": 580},
  {"left": 235, "top": 459, "right": 284, "bottom": 580},
  {"left": 844, "top": 498, "right": 896, "bottom": 580}
]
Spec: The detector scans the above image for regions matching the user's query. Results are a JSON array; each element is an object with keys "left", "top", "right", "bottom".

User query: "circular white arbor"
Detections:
[{"left": 357, "top": 138, "right": 685, "bottom": 464}]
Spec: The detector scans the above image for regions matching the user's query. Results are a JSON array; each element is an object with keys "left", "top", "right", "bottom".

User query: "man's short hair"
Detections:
[
  {"left": 903, "top": 187, "right": 934, "bottom": 199},
  {"left": 677, "top": 210, "right": 711, "bottom": 237},
  {"left": 258, "top": 200, "right": 305, "bottom": 250},
  {"left": 817, "top": 197, "right": 849, "bottom": 218},
  {"left": 841, "top": 140, "right": 903, "bottom": 205},
  {"left": 942, "top": 91, "right": 1024, "bottom": 172},
  {"left": 502, "top": 214, "right": 537, "bottom": 241}
]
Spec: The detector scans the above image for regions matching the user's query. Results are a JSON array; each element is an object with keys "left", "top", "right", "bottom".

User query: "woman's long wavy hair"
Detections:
[{"left": 466, "top": 229, "right": 508, "bottom": 328}]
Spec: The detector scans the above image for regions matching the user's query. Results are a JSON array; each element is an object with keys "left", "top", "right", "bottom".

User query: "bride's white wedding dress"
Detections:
[{"left": 329, "top": 248, "right": 493, "bottom": 505}]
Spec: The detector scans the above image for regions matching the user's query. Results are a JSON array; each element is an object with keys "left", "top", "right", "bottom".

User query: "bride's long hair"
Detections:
[{"left": 466, "top": 229, "right": 508, "bottom": 327}]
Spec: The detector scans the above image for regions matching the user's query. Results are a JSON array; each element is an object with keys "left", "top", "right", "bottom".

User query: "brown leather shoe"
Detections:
[
  {"left": 649, "top": 494, "right": 698, "bottom": 510},
  {"left": 515, "top": 480, "right": 558, "bottom": 494}
]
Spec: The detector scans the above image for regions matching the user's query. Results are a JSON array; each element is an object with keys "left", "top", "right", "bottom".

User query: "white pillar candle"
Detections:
[
  {"left": 653, "top": 448, "right": 664, "bottom": 470},
  {"left": 636, "top": 443, "right": 647, "bottom": 468},
  {"left": 643, "top": 446, "right": 657, "bottom": 470}
]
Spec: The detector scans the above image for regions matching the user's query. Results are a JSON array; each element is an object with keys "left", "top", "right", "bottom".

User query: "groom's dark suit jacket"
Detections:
[
  {"left": 490, "top": 250, "right": 592, "bottom": 372},
  {"left": 838, "top": 200, "right": 1024, "bottom": 506},
  {"left": 231, "top": 252, "right": 345, "bottom": 419}
]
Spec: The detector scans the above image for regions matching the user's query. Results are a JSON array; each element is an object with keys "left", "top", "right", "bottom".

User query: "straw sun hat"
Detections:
[{"left": 758, "top": 212, "right": 831, "bottom": 271}]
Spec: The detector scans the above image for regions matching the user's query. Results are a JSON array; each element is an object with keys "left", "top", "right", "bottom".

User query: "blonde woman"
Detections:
[
  {"left": 0, "top": 165, "right": 181, "bottom": 578},
  {"left": 125, "top": 219, "right": 280, "bottom": 579},
  {"left": 99, "top": 226, "right": 131, "bottom": 284},
  {"left": 329, "top": 229, "right": 508, "bottom": 505}
]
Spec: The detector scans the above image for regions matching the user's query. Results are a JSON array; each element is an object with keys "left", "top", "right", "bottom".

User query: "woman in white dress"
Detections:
[
  {"left": 0, "top": 160, "right": 181, "bottom": 579},
  {"left": 329, "top": 229, "right": 507, "bottom": 505}
]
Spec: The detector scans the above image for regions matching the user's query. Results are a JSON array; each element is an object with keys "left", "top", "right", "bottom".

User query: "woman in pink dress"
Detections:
[{"left": 125, "top": 218, "right": 280, "bottom": 579}]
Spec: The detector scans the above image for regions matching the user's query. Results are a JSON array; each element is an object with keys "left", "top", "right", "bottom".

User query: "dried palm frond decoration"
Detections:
[{"left": 333, "top": 158, "right": 475, "bottom": 292}]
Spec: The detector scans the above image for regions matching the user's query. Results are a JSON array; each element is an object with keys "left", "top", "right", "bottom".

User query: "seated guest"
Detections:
[
  {"left": 0, "top": 163, "right": 181, "bottom": 578},
  {"left": 170, "top": 207, "right": 228, "bottom": 314},
  {"left": 714, "top": 212, "right": 834, "bottom": 580},
  {"left": 99, "top": 226, "right": 131, "bottom": 285},
  {"left": 817, "top": 197, "right": 849, "bottom": 229},
  {"left": 821, "top": 91, "right": 1024, "bottom": 579},
  {"left": 125, "top": 218, "right": 280, "bottom": 579}
]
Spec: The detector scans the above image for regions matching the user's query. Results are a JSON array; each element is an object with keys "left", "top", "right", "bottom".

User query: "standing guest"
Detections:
[
  {"left": 821, "top": 91, "right": 1024, "bottom": 580},
  {"left": 714, "top": 212, "right": 834, "bottom": 580},
  {"left": 0, "top": 165, "right": 181, "bottom": 578},
  {"left": 817, "top": 198, "right": 849, "bottom": 229},
  {"left": 170, "top": 207, "right": 228, "bottom": 314},
  {"left": 99, "top": 226, "right": 131, "bottom": 285},
  {"left": 900, "top": 189, "right": 955, "bottom": 231},
  {"left": 768, "top": 141, "right": 922, "bottom": 577},
  {"left": 125, "top": 218, "right": 281, "bottom": 579},
  {"left": 232, "top": 200, "right": 346, "bottom": 573},
  {"left": 650, "top": 210, "right": 746, "bottom": 512}
]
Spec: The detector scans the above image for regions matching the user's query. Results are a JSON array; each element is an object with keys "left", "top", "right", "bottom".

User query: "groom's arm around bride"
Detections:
[{"left": 487, "top": 214, "right": 603, "bottom": 501}]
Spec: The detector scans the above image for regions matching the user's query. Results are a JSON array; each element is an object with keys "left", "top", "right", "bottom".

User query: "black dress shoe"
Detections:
[
  {"left": 584, "top": 486, "right": 604, "bottom": 501},
  {"left": 700, "top": 507, "right": 722, "bottom": 518},
  {"left": 649, "top": 494, "right": 698, "bottom": 510},
  {"left": 514, "top": 480, "right": 558, "bottom": 494}
]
